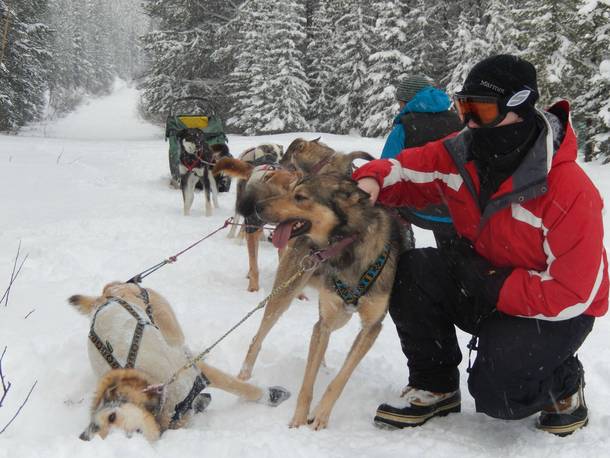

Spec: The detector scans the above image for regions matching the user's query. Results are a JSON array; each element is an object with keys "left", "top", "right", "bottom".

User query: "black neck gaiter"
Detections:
[{"left": 470, "top": 110, "right": 539, "bottom": 209}]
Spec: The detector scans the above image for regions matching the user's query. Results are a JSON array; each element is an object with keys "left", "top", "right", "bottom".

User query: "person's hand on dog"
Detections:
[
  {"left": 445, "top": 237, "right": 512, "bottom": 316},
  {"left": 356, "top": 177, "right": 380, "bottom": 203}
]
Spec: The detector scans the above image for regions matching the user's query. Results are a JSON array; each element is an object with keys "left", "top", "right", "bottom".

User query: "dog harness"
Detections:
[
  {"left": 169, "top": 373, "right": 210, "bottom": 427},
  {"left": 89, "top": 296, "right": 157, "bottom": 370},
  {"left": 180, "top": 148, "right": 213, "bottom": 172},
  {"left": 332, "top": 243, "right": 391, "bottom": 308}
]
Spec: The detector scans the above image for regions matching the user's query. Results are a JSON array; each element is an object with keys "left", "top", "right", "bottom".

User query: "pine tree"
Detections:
[
  {"left": 360, "top": 0, "right": 412, "bottom": 137},
  {"left": 223, "top": 0, "right": 309, "bottom": 134},
  {"left": 515, "top": 1, "right": 581, "bottom": 107},
  {"left": 445, "top": 3, "right": 488, "bottom": 94},
  {"left": 256, "top": 0, "right": 309, "bottom": 133},
  {"left": 305, "top": 0, "right": 335, "bottom": 130},
  {"left": 85, "top": 0, "right": 115, "bottom": 94},
  {"left": 0, "top": 0, "right": 52, "bottom": 131},
  {"left": 329, "top": 0, "right": 374, "bottom": 134},
  {"left": 574, "top": 0, "right": 610, "bottom": 160},
  {"left": 140, "top": 0, "right": 243, "bottom": 122},
  {"left": 402, "top": 0, "right": 455, "bottom": 85}
]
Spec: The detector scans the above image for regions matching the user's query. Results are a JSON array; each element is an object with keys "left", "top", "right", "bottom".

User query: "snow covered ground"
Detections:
[{"left": 1, "top": 82, "right": 610, "bottom": 458}]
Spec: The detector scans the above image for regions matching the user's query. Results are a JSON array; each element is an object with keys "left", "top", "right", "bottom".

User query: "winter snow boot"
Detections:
[
  {"left": 374, "top": 386, "right": 461, "bottom": 429},
  {"left": 537, "top": 380, "right": 588, "bottom": 436}
]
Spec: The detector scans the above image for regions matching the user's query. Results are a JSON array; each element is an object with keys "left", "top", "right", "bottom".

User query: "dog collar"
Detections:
[
  {"left": 305, "top": 234, "right": 359, "bottom": 267},
  {"left": 332, "top": 243, "right": 391, "bottom": 308},
  {"left": 309, "top": 153, "right": 336, "bottom": 175}
]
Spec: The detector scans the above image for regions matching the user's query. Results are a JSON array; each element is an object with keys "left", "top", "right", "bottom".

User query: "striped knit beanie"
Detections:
[{"left": 395, "top": 75, "right": 435, "bottom": 102}]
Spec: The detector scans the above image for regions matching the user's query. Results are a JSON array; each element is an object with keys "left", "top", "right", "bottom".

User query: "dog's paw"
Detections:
[
  {"left": 289, "top": 411, "right": 309, "bottom": 428},
  {"left": 264, "top": 386, "right": 290, "bottom": 407},
  {"left": 193, "top": 392, "right": 212, "bottom": 413},
  {"left": 307, "top": 415, "right": 329, "bottom": 431}
]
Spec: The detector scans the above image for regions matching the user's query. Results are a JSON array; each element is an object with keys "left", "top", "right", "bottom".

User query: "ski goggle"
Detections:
[
  {"left": 453, "top": 89, "right": 535, "bottom": 127},
  {"left": 453, "top": 94, "right": 506, "bottom": 127}
]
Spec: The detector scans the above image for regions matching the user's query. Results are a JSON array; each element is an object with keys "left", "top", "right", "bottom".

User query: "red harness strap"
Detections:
[{"left": 181, "top": 148, "right": 211, "bottom": 172}]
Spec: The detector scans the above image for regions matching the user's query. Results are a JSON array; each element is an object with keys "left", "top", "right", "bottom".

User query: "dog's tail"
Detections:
[
  {"left": 68, "top": 294, "right": 98, "bottom": 315},
  {"left": 212, "top": 158, "right": 254, "bottom": 180},
  {"left": 347, "top": 151, "right": 375, "bottom": 162}
]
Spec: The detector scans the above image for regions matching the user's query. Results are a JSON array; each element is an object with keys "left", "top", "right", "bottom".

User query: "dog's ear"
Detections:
[
  {"left": 102, "top": 384, "right": 119, "bottom": 404},
  {"left": 142, "top": 384, "right": 166, "bottom": 417},
  {"left": 312, "top": 136, "right": 321, "bottom": 143}
]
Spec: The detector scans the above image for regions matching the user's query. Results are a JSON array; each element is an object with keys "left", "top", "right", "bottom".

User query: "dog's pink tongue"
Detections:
[{"left": 272, "top": 222, "right": 293, "bottom": 249}]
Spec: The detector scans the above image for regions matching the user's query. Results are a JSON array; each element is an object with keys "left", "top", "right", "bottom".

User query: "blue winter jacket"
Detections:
[{"left": 380, "top": 86, "right": 452, "bottom": 159}]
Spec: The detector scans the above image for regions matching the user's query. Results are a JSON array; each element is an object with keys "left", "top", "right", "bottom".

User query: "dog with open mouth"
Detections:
[
  {"left": 69, "top": 282, "right": 290, "bottom": 441},
  {"left": 251, "top": 173, "right": 401, "bottom": 429},
  {"left": 233, "top": 139, "right": 375, "bottom": 380}
]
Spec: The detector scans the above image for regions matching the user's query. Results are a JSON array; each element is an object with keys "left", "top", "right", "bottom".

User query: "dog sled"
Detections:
[{"left": 165, "top": 97, "right": 231, "bottom": 191}]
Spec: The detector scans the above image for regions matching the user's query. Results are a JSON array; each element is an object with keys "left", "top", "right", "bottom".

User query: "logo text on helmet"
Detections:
[{"left": 479, "top": 80, "right": 505, "bottom": 95}]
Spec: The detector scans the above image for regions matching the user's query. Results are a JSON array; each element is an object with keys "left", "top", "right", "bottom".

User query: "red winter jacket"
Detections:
[{"left": 353, "top": 101, "right": 608, "bottom": 320}]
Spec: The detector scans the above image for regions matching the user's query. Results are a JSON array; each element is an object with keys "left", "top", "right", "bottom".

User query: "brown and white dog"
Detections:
[
  {"left": 213, "top": 139, "right": 373, "bottom": 293},
  {"left": 232, "top": 138, "right": 375, "bottom": 379},
  {"left": 252, "top": 173, "right": 401, "bottom": 429},
  {"left": 70, "top": 282, "right": 289, "bottom": 441}
]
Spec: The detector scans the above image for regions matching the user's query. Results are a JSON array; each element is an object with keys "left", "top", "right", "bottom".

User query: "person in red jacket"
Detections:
[{"left": 354, "top": 55, "right": 608, "bottom": 436}]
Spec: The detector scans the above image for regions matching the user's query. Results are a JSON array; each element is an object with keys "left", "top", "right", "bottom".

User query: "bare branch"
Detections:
[
  {"left": 0, "top": 380, "right": 37, "bottom": 434},
  {"left": 0, "top": 347, "right": 11, "bottom": 408},
  {"left": 23, "top": 309, "right": 35, "bottom": 320},
  {"left": 1, "top": 241, "right": 28, "bottom": 307}
]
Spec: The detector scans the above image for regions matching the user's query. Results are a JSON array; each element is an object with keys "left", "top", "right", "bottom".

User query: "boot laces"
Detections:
[{"left": 400, "top": 386, "right": 456, "bottom": 406}]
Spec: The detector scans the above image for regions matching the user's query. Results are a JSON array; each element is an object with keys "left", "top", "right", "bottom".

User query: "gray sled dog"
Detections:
[
  {"left": 69, "top": 282, "right": 289, "bottom": 441},
  {"left": 178, "top": 128, "right": 231, "bottom": 216}
]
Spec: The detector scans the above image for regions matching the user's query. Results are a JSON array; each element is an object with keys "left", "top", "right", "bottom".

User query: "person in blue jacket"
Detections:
[{"left": 381, "top": 75, "right": 463, "bottom": 249}]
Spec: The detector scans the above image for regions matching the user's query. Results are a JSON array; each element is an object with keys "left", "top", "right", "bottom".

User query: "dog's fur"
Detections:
[
  {"left": 70, "top": 282, "right": 289, "bottom": 441},
  {"left": 251, "top": 173, "right": 400, "bottom": 429},
  {"left": 178, "top": 129, "right": 231, "bottom": 216},
  {"left": 238, "top": 143, "right": 284, "bottom": 164},
  {"left": 227, "top": 143, "right": 287, "bottom": 239},
  {"left": 213, "top": 153, "right": 296, "bottom": 292},
  {"left": 233, "top": 138, "right": 373, "bottom": 380},
  {"left": 212, "top": 139, "right": 374, "bottom": 294},
  {"left": 283, "top": 137, "right": 374, "bottom": 176}
]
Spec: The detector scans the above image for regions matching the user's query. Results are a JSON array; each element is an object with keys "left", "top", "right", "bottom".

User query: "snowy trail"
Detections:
[{"left": 1, "top": 85, "right": 609, "bottom": 457}]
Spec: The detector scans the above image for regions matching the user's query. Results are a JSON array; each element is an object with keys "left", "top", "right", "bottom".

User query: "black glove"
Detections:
[{"left": 445, "top": 237, "right": 512, "bottom": 315}]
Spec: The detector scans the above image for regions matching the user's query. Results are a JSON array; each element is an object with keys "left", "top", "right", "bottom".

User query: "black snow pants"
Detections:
[{"left": 389, "top": 247, "right": 595, "bottom": 420}]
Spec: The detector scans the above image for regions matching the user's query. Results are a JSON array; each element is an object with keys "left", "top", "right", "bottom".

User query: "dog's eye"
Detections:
[
  {"left": 108, "top": 412, "right": 116, "bottom": 423},
  {"left": 294, "top": 194, "right": 308, "bottom": 202}
]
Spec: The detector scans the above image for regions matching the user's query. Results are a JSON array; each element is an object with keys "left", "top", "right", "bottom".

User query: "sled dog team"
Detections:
[
  {"left": 71, "top": 55, "right": 607, "bottom": 441},
  {"left": 72, "top": 136, "right": 394, "bottom": 440}
]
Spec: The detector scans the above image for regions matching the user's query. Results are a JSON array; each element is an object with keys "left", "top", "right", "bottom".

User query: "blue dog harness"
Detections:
[{"left": 332, "top": 243, "right": 391, "bottom": 308}]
